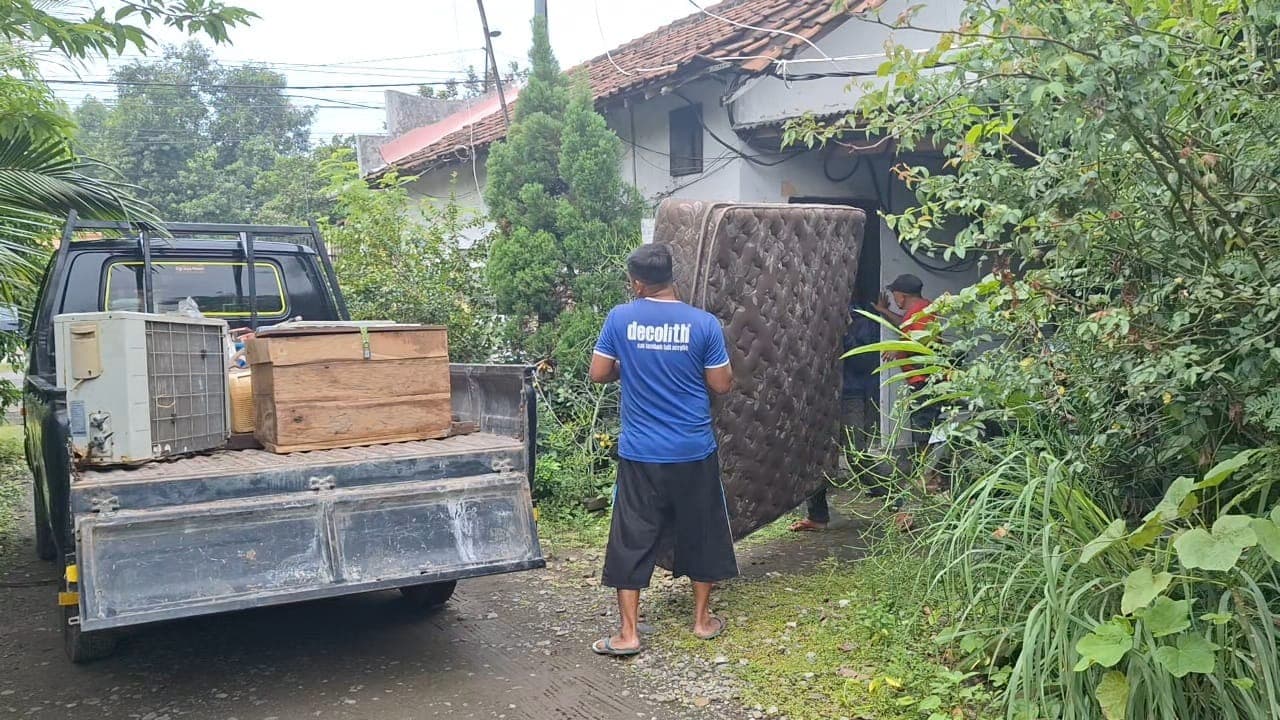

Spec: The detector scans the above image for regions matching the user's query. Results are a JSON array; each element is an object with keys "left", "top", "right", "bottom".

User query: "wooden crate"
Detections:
[{"left": 247, "top": 325, "right": 451, "bottom": 453}]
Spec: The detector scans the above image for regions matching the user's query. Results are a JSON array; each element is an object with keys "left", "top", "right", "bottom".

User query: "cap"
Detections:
[{"left": 887, "top": 273, "right": 924, "bottom": 295}]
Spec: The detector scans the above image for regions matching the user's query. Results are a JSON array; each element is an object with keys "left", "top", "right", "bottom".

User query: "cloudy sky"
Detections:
[{"left": 43, "top": 0, "right": 704, "bottom": 142}]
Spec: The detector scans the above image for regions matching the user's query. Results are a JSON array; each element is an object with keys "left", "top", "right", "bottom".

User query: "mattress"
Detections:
[{"left": 654, "top": 199, "right": 866, "bottom": 542}]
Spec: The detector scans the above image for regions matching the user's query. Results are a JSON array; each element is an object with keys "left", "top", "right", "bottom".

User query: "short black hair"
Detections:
[{"left": 626, "top": 243, "right": 673, "bottom": 285}]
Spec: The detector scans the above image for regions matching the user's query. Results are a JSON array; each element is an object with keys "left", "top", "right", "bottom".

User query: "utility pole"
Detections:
[{"left": 476, "top": 0, "right": 511, "bottom": 129}]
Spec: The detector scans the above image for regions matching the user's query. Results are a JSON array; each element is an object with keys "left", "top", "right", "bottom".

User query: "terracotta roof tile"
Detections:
[{"left": 375, "top": 0, "right": 880, "bottom": 176}]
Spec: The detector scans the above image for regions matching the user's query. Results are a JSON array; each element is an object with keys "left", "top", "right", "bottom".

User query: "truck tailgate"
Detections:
[{"left": 72, "top": 434, "right": 542, "bottom": 631}]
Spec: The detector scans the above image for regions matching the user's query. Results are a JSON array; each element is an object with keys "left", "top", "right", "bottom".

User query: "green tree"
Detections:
[
  {"left": 74, "top": 42, "right": 318, "bottom": 223},
  {"left": 484, "top": 16, "right": 641, "bottom": 366},
  {"left": 788, "top": 0, "right": 1280, "bottom": 717},
  {"left": 0, "top": 1, "right": 254, "bottom": 61},
  {"left": 321, "top": 150, "right": 494, "bottom": 362},
  {"left": 0, "top": 0, "right": 253, "bottom": 405}
]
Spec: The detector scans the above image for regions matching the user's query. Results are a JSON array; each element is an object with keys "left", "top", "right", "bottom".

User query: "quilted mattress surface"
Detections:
[{"left": 654, "top": 199, "right": 865, "bottom": 541}]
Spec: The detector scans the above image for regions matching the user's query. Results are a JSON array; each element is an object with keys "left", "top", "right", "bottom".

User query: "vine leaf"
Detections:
[
  {"left": 1080, "top": 519, "right": 1127, "bottom": 564},
  {"left": 1074, "top": 620, "right": 1133, "bottom": 671},
  {"left": 1121, "top": 567, "right": 1171, "bottom": 615},
  {"left": 1173, "top": 515, "right": 1257, "bottom": 571},
  {"left": 1144, "top": 476, "right": 1195, "bottom": 522},
  {"left": 1141, "top": 597, "right": 1192, "bottom": 638},
  {"left": 1096, "top": 671, "right": 1129, "bottom": 720},
  {"left": 1196, "top": 449, "right": 1258, "bottom": 489},
  {"left": 1251, "top": 518, "right": 1280, "bottom": 562},
  {"left": 1154, "top": 635, "right": 1218, "bottom": 678}
]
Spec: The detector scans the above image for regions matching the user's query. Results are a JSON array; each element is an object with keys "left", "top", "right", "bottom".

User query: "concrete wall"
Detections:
[
  {"left": 404, "top": 157, "right": 489, "bottom": 214},
  {"left": 732, "top": 0, "right": 965, "bottom": 128}
]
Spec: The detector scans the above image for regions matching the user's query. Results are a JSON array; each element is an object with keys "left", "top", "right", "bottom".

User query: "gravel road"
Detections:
[{"left": 0, "top": 479, "right": 864, "bottom": 720}]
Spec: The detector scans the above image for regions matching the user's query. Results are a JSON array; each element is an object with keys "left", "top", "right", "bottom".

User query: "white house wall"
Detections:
[
  {"left": 732, "top": 0, "right": 966, "bottom": 128},
  {"left": 608, "top": 79, "right": 745, "bottom": 204},
  {"left": 404, "top": 158, "right": 489, "bottom": 214}
]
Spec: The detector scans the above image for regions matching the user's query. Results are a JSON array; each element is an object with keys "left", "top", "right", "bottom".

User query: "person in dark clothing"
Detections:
[
  {"left": 875, "top": 273, "right": 940, "bottom": 448},
  {"left": 791, "top": 295, "right": 881, "bottom": 531}
]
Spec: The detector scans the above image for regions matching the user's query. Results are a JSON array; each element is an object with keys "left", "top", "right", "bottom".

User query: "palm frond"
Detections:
[
  {"left": 0, "top": 133, "right": 160, "bottom": 223},
  {"left": 0, "top": 131, "right": 163, "bottom": 305}
]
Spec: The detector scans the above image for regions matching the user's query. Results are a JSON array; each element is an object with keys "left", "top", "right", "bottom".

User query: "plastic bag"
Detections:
[{"left": 177, "top": 297, "right": 203, "bottom": 319}]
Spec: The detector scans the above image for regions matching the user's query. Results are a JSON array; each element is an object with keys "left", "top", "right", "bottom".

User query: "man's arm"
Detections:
[
  {"left": 590, "top": 310, "right": 620, "bottom": 383},
  {"left": 589, "top": 352, "right": 620, "bottom": 384},
  {"left": 874, "top": 292, "right": 904, "bottom": 325},
  {"left": 703, "top": 319, "right": 733, "bottom": 395},
  {"left": 704, "top": 364, "right": 732, "bottom": 395}
]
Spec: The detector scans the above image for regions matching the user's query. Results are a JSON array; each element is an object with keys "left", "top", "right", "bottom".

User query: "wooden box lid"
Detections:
[{"left": 247, "top": 322, "right": 448, "bottom": 367}]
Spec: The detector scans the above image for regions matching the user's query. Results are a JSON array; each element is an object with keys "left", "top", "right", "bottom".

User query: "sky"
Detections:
[{"left": 42, "top": 0, "right": 703, "bottom": 143}]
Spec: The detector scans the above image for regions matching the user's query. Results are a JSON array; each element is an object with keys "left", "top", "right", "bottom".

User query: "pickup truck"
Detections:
[{"left": 24, "top": 216, "right": 543, "bottom": 662}]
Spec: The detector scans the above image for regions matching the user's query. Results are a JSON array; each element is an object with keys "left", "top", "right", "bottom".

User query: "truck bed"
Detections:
[
  {"left": 79, "top": 432, "right": 524, "bottom": 484},
  {"left": 70, "top": 431, "right": 540, "bottom": 631},
  {"left": 72, "top": 432, "right": 526, "bottom": 514}
]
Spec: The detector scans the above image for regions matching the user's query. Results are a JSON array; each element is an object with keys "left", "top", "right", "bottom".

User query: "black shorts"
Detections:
[{"left": 601, "top": 452, "right": 739, "bottom": 590}]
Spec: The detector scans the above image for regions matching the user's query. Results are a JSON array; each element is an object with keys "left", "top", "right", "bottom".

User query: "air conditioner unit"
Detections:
[{"left": 54, "top": 312, "right": 231, "bottom": 466}]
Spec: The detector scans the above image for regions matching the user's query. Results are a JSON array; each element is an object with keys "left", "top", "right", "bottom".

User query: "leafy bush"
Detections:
[
  {"left": 484, "top": 16, "right": 640, "bottom": 357},
  {"left": 482, "top": 17, "right": 641, "bottom": 513},
  {"left": 321, "top": 150, "right": 496, "bottom": 362},
  {"left": 790, "top": 0, "right": 1280, "bottom": 717}
]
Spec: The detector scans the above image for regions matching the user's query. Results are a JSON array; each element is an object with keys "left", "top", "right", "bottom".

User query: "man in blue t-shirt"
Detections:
[{"left": 588, "top": 243, "right": 736, "bottom": 657}]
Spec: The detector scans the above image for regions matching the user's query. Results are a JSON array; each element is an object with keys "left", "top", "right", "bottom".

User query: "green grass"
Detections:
[
  {"left": 739, "top": 511, "right": 803, "bottom": 548},
  {"left": 0, "top": 424, "right": 27, "bottom": 555},
  {"left": 538, "top": 508, "right": 611, "bottom": 551},
  {"left": 540, "top": 507, "right": 806, "bottom": 554},
  {"left": 648, "top": 555, "right": 999, "bottom": 720}
]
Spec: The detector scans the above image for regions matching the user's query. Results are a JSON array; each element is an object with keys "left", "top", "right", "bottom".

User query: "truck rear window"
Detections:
[{"left": 104, "top": 261, "right": 287, "bottom": 317}]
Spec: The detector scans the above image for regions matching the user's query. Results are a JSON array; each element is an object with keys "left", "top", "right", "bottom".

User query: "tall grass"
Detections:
[{"left": 914, "top": 424, "right": 1280, "bottom": 720}]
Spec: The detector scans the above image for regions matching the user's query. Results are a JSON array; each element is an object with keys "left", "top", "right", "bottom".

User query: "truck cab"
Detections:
[{"left": 25, "top": 218, "right": 543, "bottom": 662}]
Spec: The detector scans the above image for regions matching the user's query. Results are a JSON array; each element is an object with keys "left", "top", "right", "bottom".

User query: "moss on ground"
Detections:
[{"left": 648, "top": 556, "right": 999, "bottom": 720}]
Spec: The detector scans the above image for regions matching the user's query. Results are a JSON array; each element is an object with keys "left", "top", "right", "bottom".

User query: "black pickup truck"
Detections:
[{"left": 24, "top": 216, "right": 543, "bottom": 662}]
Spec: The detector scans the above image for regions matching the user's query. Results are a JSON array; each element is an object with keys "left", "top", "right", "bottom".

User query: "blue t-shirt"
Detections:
[{"left": 594, "top": 298, "right": 730, "bottom": 463}]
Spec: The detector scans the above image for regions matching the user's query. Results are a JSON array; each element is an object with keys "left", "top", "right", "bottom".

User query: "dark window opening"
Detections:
[{"left": 669, "top": 104, "right": 704, "bottom": 177}]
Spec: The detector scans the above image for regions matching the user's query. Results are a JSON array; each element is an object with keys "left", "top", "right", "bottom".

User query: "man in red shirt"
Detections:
[{"left": 874, "top": 274, "right": 940, "bottom": 448}]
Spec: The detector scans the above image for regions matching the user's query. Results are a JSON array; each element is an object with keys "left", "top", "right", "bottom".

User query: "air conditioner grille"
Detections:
[{"left": 146, "top": 320, "right": 227, "bottom": 456}]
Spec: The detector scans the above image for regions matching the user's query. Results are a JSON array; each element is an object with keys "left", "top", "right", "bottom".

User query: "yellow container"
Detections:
[{"left": 228, "top": 368, "right": 255, "bottom": 434}]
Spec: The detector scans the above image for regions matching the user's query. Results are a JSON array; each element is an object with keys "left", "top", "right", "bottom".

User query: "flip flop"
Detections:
[
  {"left": 592, "top": 637, "right": 642, "bottom": 657},
  {"left": 694, "top": 614, "right": 726, "bottom": 641},
  {"left": 789, "top": 518, "right": 827, "bottom": 532}
]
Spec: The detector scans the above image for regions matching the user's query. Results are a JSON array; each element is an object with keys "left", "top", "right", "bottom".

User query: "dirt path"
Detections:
[{"left": 0, "top": 481, "right": 867, "bottom": 720}]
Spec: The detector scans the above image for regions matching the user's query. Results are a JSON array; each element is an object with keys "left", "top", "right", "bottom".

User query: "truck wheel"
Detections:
[
  {"left": 32, "top": 480, "right": 56, "bottom": 562},
  {"left": 63, "top": 606, "right": 117, "bottom": 664},
  {"left": 399, "top": 580, "right": 458, "bottom": 609}
]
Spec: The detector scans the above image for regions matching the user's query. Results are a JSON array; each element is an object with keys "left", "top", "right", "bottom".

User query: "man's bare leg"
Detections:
[
  {"left": 692, "top": 581, "right": 722, "bottom": 638},
  {"left": 610, "top": 589, "right": 642, "bottom": 649}
]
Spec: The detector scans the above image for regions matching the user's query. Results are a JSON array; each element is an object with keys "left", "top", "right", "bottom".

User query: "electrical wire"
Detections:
[
  {"left": 823, "top": 151, "right": 862, "bottom": 183},
  {"left": 686, "top": 0, "right": 836, "bottom": 64},
  {"left": 593, "top": 0, "right": 679, "bottom": 77},
  {"left": 455, "top": 0, "right": 484, "bottom": 201},
  {"left": 45, "top": 78, "right": 472, "bottom": 90},
  {"left": 672, "top": 89, "right": 804, "bottom": 168},
  {"left": 863, "top": 156, "right": 972, "bottom": 273}
]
